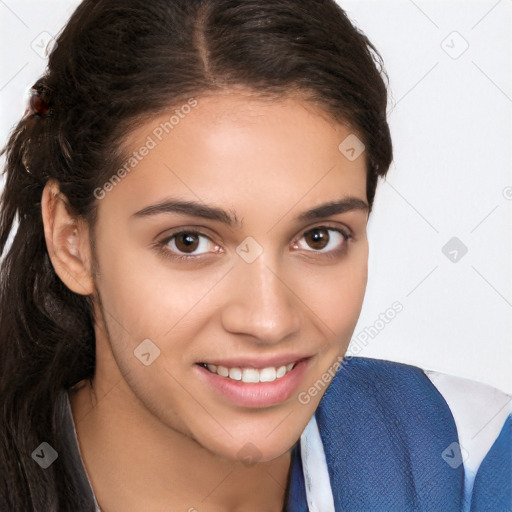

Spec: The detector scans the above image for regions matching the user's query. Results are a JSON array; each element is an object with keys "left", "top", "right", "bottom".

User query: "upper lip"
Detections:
[{"left": 197, "top": 354, "right": 312, "bottom": 369}]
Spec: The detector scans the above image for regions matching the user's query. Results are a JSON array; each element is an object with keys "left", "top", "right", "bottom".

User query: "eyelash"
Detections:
[{"left": 154, "top": 225, "right": 353, "bottom": 263}]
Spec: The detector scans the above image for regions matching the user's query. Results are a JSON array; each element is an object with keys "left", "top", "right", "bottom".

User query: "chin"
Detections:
[{"left": 198, "top": 423, "right": 301, "bottom": 466}]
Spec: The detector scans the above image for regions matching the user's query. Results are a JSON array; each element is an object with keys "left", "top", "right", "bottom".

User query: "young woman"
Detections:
[{"left": 0, "top": 1, "right": 510, "bottom": 511}]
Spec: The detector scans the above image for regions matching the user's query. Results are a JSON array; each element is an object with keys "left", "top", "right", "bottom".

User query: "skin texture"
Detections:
[{"left": 41, "top": 92, "right": 369, "bottom": 512}]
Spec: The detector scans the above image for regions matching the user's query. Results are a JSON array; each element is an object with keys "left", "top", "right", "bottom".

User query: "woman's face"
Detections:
[{"left": 89, "top": 92, "right": 369, "bottom": 462}]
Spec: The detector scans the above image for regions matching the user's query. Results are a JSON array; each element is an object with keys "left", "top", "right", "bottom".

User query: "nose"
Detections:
[{"left": 220, "top": 254, "right": 302, "bottom": 346}]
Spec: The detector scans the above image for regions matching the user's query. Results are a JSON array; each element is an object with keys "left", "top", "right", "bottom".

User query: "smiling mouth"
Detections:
[{"left": 197, "top": 361, "right": 299, "bottom": 383}]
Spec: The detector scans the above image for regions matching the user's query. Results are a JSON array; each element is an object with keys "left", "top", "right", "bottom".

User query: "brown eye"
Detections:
[
  {"left": 158, "top": 230, "right": 220, "bottom": 261},
  {"left": 174, "top": 232, "right": 200, "bottom": 253},
  {"left": 293, "top": 226, "right": 351, "bottom": 258},
  {"left": 304, "top": 228, "right": 330, "bottom": 250}
]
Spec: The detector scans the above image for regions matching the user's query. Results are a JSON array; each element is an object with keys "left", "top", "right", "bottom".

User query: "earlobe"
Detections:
[{"left": 41, "top": 180, "right": 95, "bottom": 296}]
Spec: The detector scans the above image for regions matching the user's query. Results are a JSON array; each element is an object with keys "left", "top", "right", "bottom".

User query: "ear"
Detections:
[{"left": 41, "top": 179, "right": 95, "bottom": 296}]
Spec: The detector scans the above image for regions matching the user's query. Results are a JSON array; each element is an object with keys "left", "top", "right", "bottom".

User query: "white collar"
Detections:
[{"left": 300, "top": 413, "right": 336, "bottom": 512}]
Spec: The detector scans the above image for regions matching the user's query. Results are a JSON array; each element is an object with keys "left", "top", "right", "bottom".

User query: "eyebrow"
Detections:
[{"left": 131, "top": 197, "right": 369, "bottom": 227}]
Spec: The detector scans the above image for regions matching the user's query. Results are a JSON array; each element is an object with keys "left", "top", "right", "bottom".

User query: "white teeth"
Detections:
[
  {"left": 259, "top": 367, "right": 276, "bottom": 382},
  {"left": 204, "top": 361, "right": 297, "bottom": 382},
  {"left": 242, "top": 368, "right": 260, "bottom": 383},
  {"left": 229, "top": 367, "right": 242, "bottom": 381},
  {"left": 217, "top": 365, "right": 229, "bottom": 377},
  {"left": 276, "top": 365, "right": 287, "bottom": 378}
]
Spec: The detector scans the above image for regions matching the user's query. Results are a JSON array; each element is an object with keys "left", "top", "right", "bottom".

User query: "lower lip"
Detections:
[{"left": 195, "top": 358, "right": 311, "bottom": 408}]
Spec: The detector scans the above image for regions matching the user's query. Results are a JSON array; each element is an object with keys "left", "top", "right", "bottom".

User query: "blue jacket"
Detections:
[
  {"left": 286, "top": 357, "right": 512, "bottom": 511},
  {"left": 63, "top": 356, "right": 512, "bottom": 511}
]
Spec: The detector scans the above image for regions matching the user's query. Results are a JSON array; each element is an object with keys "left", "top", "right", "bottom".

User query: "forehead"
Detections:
[{"left": 101, "top": 93, "right": 368, "bottom": 224}]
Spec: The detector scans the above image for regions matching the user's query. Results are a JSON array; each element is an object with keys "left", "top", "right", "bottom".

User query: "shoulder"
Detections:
[
  {"left": 314, "top": 356, "right": 512, "bottom": 511},
  {"left": 319, "top": 356, "right": 511, "bottom": 436},
  {"left": 423, "top": 366, "right": 512, "bottom": 511},
  {"left": 317, "top": 356, "right": 459, "bottom": 428},
  {"left": 422, "top": 366, "right": 511, "bottom": 478}
]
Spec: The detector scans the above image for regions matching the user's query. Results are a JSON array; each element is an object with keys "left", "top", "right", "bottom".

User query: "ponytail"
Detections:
[{"left": 0, "top": 79, "right": 96, "bottom": 510}]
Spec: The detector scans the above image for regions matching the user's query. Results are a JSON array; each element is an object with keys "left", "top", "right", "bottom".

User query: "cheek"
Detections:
[
  {"left": 91, "top": 230, "right": 220, "bottom": 340},
  {"left": 301, "top": 241, "right": 368, "bottom": 342}
]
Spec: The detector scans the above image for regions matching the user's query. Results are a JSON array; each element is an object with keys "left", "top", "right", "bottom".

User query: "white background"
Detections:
[{"left": 1, "top": 0, "right": 511, "bottom": 393}]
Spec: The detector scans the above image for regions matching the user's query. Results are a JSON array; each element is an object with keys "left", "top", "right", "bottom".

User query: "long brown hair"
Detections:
[{"left": 0, "top": 1, "right": 393, "bottom": 509}]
